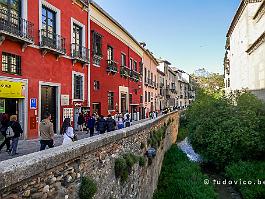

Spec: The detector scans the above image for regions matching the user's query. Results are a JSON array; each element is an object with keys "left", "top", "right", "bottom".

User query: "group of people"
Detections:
[
  {"left": 37, "top": 111, "right": 133, "bottom": 151},
  {"left": 0, "top": 113, "right": 23, "bottom": 156},
  {"left": 77, "top": 112, "right": 132, "bottom": 137}
]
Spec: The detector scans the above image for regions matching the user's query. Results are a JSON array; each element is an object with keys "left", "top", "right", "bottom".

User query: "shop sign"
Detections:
[
  {"left": 0, "top": 80, "right": 25, "bottom": 98},
  {"left": 61, "top": 95, "right": 69, "bottom": 106},
  {"left": 30, "top": 98, "right": 37, "bottom": 109},
  {"left": 0, "top": 99, "right": 5, "bottom": 113},
  {"left": 74, "top": 102, "right": 82, "bottom": 107}
]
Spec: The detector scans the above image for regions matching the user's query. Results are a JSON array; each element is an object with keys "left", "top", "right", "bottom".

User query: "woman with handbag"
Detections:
[{"left": 61, "top": 118, "right": 76, "bottom": 145}]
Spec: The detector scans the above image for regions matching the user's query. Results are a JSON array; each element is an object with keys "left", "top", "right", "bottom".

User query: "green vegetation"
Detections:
[
  {"left": 79, "top": 177, "right": 97, "bottom": 199},
  {"left": 186, "top": 90, "right": 265, "bottom": 168},
  {"left": 148, "top": 126, "right": 167, "bottom": 149},
  {"left": 153, "top": 145, "right": 217, "bottom": 199},
  {"left": 177, "top": 127, "right": 188, "bottom": 142},
  {"left": 225, "top": 161, "right": 265, "bottom": 199},
  {"left": 138, "top": 156, "right": 146, "bottom": 167},
  {"left": 115, "top": 153, "right": 146, "bottom": 183},
  {"left": 177, "top": 112, "right": 189, "bottom": 142},
  {"left": 140, "top": 142, "right": 145, "bottom": 149}
]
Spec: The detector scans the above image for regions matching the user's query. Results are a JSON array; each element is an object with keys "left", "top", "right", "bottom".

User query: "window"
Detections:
[
  {"left": 0, "top": 0, "right": 21, "bottom": 19},
  {"left": 42, "top": 6, "right": 56, "bottom": 39},
  {"left": 148, "top": 92, "right": 151, "bottom": 102},
  {"left": 145, "top": 91, "right": 147, "bottom": 103},
  {"left": 144, "top": 68, "right": 147, "bottom": 82},
  {"left": 129, "top": 94, "right": 132, "bottom": 104},
  {"left": 139, "top": 62, "right": 143, "bottom": 74},
  {"left": 72, "top": 23, "right": 82, "bottom": 53},
  {"left": 92, "top": 31, "right": 102, "bottom": 56},
  {"left": 73, "top": 74, "right": 84, "bottom": 100},
  {"left": 107, "top": 45, "right": 114, "bottom": 61},
  {"left": 108, "top": 92, "right": 114, "bottom": 110},
  {"left": 2, "top": 52, "right": 21, "bottom": 75},
  {"left": 121, "top": 53, "right": 126, "bottom": 66},
  {"left": 133, "top": 61, "right": 137, "bottom": 71},
  {"left": 94, "top": 80, "right": 100, "bottom": 90},
  {"left": 151, "top": 73, "right": 153, "bottom": 82},
  {"left": 140, "top": 95, "right": 143, "bottom": 103},
  {"left": 228, "top": 78, "right": 230, "bottom": 87},
  {"left": 129, "top": 58, "right": 133, "bottom": 70}
]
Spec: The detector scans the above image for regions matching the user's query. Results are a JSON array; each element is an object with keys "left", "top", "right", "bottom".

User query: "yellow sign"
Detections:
[{"left": 0, "top": 80, "right": 25, "bottom": 98}]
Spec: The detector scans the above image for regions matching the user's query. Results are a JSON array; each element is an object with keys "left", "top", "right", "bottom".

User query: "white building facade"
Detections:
[{"left": 225, "top": 0, "right": 265, "bottom": 99}]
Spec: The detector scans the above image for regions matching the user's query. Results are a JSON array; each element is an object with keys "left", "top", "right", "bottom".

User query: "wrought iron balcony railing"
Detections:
[
  {"left": 0, "top": 9, "right": 34, "bottom": 43},
  {"left": 71, "top": 43, "right": 89, "bottom": 64},
  {"left": 106, "top": 60, "right": 118, "bottom": 73},
  {"left": 120, "top": 66, "right": 130, "bottom": 78},
  {"left": 130, "top": 70, "right": 140, "bottom": 82},
  {"left": 40, "top": 29, "right": 66, "bottom": 54}
]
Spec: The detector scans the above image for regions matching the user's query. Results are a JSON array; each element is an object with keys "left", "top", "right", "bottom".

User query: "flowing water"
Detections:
[{"left": 177, "top": 138, "right": 242, "bottom": 199}]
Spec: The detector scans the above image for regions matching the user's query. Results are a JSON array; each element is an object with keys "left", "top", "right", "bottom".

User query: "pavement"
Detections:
[{"left": 0, "top": 118, "right": 150, "bottom": 162}]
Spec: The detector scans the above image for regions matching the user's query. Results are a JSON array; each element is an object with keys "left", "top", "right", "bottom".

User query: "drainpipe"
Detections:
[{"left": 87, "top": 1, "right": 91, "bottom": 109}]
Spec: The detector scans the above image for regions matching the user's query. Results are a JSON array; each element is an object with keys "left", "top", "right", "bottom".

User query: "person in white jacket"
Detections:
[{"left": 61, "top": 118, "right": 75, "bottom": 145}]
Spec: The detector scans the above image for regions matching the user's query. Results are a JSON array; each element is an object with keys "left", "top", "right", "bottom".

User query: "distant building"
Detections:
[
  {"left": 224, "top": 0, "right": 265, "bottom": 99},
  {"left": 142, "top": 49, "right": 159, "bottom": 118}
]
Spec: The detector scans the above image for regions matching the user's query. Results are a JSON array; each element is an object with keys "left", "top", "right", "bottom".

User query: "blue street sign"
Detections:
[{"left": 30, "top": 98, "right": 37, "bottom": 109}]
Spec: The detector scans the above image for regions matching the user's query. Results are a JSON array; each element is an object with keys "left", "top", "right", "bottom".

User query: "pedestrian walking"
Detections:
[
  {"left": 87, "top": 114, "right": 96, "bottom": 137},
  {"left": 77, "top": 112, "right": 85, "bottom": 132},
  {"left": 8, "top": 115, "right": 23, "bottom": 156},
  {"left": 96, "top": 115, "right": 106, "bottom": 134},
  {"left": 61, "top": 118, "right": 75, "bottom": 145},
  {"left": 117, "top": 115, "right": 124, "bottom": 129},
  {"left": 124, "top": 114, "right": 131, "bottom": 128},
  {"left": 0, "top": 113, "right": 10, "bottom": 152},
  {"left": 106, "top": 114, "right": 116, "bottom": 132},
  {"left": 39, "top": 112, "right": 54, "bottom": 151}
]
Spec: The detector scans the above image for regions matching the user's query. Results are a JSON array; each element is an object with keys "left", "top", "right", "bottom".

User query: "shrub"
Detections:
[
  {"left": 177, "top": 126, "right": 188, "bottom": 142},
  {"left": 140, "top": 142, "right": 145, "bottom": 149},
  {"left": 115, "top": 153, "right": 139, "bottom": 183},
  {"left": 225, "top": 161, "right": 265, "bottom": 199},
  {"left": 114, "top": 158, "right": 127, "bottom": 179},
  {"left": 186, "top": 90, "right": 265, "bottom": 168},
  {"left": 79, "top": 177, "right": 97, "bottom": 199},
  {"left": 138, "top": 156, "right": 145, "bottom": 167},
  {"left": 153, "top": 145, "right": 217, "bottom": 199}
]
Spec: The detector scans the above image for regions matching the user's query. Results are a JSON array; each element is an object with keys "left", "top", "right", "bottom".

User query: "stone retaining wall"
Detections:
[{"left": 0, "top": 111, "right": 179, "bottom": 199}]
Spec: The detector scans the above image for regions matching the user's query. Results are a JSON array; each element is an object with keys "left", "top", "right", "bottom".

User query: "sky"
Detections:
[{"left": 94, "top": 0, "right": 241, "bottom": 74}]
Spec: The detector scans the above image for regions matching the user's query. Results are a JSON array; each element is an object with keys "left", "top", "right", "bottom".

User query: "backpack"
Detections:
[{"left": 6, "top": 124, "right": 14, "bottom": 138}]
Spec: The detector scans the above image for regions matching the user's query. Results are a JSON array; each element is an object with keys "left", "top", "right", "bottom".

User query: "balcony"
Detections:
[
  {"left": 130, "top": 70, "right": 140, "bottom": 82},
  {"left": 71, "top": 43, "right": 89, "bottom": 64},
  {"left": 106, "top": 60, "right": 118, "bottom": 74},
  {"left": 120, "top": 66, "right": 130, "bottom": 78},
  {"left": 40, "top": 29, "right": 66, "bottom": 56},
  {"left": 0, "top": 9, "right": 34, "bottom": 49}
]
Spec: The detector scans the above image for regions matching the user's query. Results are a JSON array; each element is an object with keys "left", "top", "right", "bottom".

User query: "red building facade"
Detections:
[
  {"left": 0, "top": 0, "right": 147, "bottom": 140},
  {"left": 0, "top": 0, "right": 90, "bottom": 139},
  {"left": 89, "top": 2, "right": 144, "bottom": 120}
]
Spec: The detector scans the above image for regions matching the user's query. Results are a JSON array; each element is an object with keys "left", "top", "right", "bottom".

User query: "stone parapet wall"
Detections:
[{"left": 0, "top": 111, "right": 179, "bottom": 199}]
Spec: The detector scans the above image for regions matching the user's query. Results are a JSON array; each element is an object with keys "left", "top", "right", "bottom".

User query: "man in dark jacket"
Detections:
[
  {"left": 9, "top": 115, "right": 23, "bottom": 156},
  {"left": 106, "top": 114, "right": 116, "bottom": 132},
  {"left": 87, "top": 114, "right": 96, "bottom": 137},
  {"left": 96, "top": 115, "right": 106, "bottom": 134}
]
